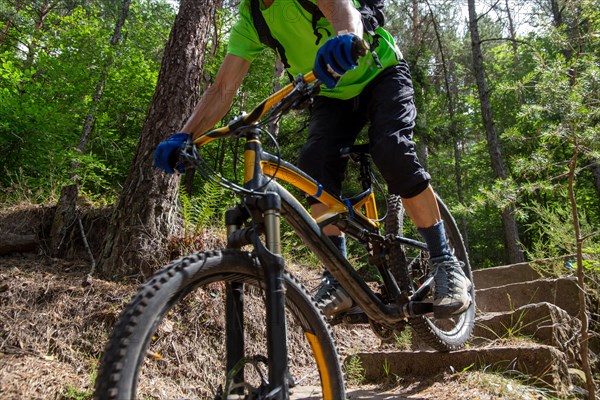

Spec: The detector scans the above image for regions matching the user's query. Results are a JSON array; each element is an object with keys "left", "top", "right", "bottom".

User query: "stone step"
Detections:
[
  {"left": 472, "top": 302, "right": 581, "bottom": 364},
  {"left": 475, "top": 277, "right": 580, "bottom": 315},
  {"left": 472, "top": 256, "right": 575, "bottom": 290},
  {"left": 353, "top": 345, "right": 570, "bottom": 393},
  {"left": 473, "top": 262, "right": 543, "bottom": 289}
]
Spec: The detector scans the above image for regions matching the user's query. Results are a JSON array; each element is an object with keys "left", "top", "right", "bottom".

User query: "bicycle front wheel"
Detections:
[{"left": 95, "top": 250, "right": 345, "bottom": 399}]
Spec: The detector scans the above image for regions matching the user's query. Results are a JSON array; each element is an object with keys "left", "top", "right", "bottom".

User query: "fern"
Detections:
[{"left": 179, "top": 180, "right": 230, "bottom": 237}]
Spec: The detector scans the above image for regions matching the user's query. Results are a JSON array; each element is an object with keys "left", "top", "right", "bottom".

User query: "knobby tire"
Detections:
[
  {"left": 385, "top": 194, "right": 476, "bottom": 352},
  {"left": 95, "top": 249, "right": 345, "bottom": 399}
]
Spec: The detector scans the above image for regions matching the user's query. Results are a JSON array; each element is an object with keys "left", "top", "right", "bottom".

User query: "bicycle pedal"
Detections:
[
  {"left": 340, "top": 308, "right": 368, "bottom": 324},
  {"left": 344, "top": 305, "right": 364, "bottom": 315}
]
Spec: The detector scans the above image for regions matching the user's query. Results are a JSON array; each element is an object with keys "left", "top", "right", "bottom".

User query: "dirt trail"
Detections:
[{"left": 0, "top": 255, "right": 552, "bottom": 400}]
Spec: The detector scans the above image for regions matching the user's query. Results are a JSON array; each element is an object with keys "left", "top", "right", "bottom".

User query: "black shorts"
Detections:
[{"left": 297, "top": 60, "right": 430, "bottom": 201}]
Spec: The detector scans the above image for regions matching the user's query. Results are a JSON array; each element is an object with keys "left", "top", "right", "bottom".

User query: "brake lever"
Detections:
[
  {"left": 178, "top": 135, "right": 200, "bottom": 168},
  {"left": 272, "top": 76, "right": 322, "bottom": 115}
]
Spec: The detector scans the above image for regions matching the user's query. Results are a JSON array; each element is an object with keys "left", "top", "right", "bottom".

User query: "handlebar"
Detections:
[
  {"left": 193, "top": 36, "right": 370, "bottom": 147},
  {"left": 193, "top": 72, "right": 318, "bottom": 147}
]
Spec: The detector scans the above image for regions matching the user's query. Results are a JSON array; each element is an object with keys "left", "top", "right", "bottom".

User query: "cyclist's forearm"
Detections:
[
  {"left": 182, "top": 54, "right": 250, "bottom": 140},
  {"left": 317, "top": 0, "right": 363, "bottom": 37},
  {"left": 182, "top": 87, "right": 235, "bottom": 140}
]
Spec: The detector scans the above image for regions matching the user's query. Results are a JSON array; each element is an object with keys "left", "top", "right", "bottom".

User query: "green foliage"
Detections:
[
  {"left": 0, "top": 0, "right": 598, "bottom": 270},
  {"left": 61, "top": 364, "right": 97, "bottom": 400},
  {"left": 0, "top": 0, "right": 175, "bottom": 205},
  {"left": 344, "top": 354, "right": 365, "bottom": 385},
  {"left": 524, "top": 202, "right": 599, "bottom": 273},
  {"left": 62, "top": 386, "right": 93, "bottom": 400},
  {"left": 506, "top": 4, "right": 600, "bottom": 263},
  {"left": 524, "top": 203, "right": 577, "bottom": 260},
  {"left": 280, "top": 225, "right": 321, "bottom": 268},
  {"left": 393, "top": 328, "right": 412, "bottom": 349},
  {"left": 180, "top": 180, "right": 233, "bottom": 236}
]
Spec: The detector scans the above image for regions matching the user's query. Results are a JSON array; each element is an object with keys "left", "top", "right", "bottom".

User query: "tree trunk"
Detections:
[
  {"left": 49, "top": 0, "right": 132, "bottom": 258},
  {"left": 184, "top": 7, "right": 223, "bottom": 196},
  {"left": 567, "top": 150, "right": 597, "bottom": 400},
  {"left": 467, "top": 0, "right": 525, "bottom": 263},
  {"left": 426, "top": 1, "right": 470, "bottom": 249},
  {"left": 79, "top": 0, "right": 132, "bottom": 154},
  {"left": 0, "top": 233, "right": 38, "bottom": 255},
  {"left": 23, "top": 0, "right": 54, "bottom": 71},
  {"left": 591, "top": 161, "right": 600, "bottom": 198},
  {"left": 49, "top": 184, "right": 78, "bottom": 256},
  {"left": 504, "top": 0, "right": 525, "bottom": 106},
  {"left": 98, "top": 0, "right": 220, "bottom": 278}
]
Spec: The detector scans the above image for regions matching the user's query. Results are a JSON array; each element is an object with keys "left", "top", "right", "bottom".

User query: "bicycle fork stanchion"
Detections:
[
  {"left": 257, "top": 192, "right": 289, "bottom": 399},
  {"left": 244, "top": 130, "right": 290, "bottom": 399}
]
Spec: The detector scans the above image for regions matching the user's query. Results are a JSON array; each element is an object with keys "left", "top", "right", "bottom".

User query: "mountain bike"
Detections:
[{"left": 95, "top": 71, "right": 476, "bottom": 400}]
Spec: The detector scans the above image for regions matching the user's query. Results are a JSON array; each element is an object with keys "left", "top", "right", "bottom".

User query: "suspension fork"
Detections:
[
  {"left": 224, "top": 130, "right": 290, "bottom": 398},
  {"left": 256, "top": 192, "right": 289, "bottom": 399}
]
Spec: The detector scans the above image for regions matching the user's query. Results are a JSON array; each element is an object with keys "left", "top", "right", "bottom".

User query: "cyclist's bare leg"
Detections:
[
  {"left": 400, "top": 184, "right": 441, "bottom": 229},
  {"left": 311, "top": 203, "right": 342, "bottom": 236}
]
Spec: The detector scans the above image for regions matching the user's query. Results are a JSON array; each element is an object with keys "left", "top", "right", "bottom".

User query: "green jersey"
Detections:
[{"left": 228, "top": 0, "right": 402, "bottom": 100}]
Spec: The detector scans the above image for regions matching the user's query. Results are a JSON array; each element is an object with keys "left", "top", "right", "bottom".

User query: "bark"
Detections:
[
  {"left": 185, "top": 7, "right": 223, "bottom": 196},
  {"left": 0, "top": 234, "right": 38, "bottom": 255},
  {"left": 79, "top": 0, "right": 132, "bottom": 154},
  {"left": 98, "top": 0, "right": 221, "bottom": 278},
  {"left": 549, "top": 0, "right": 563, "bottom": 28},
  {"left": 504, "top": 0, "right": 524, "bottom": 106},
  {"left": 467, "top": 0, "right": 525, "bottom": 263},
  {"left": 49, "top": 184, "right": 78, "bottom": 256},
  {"left": 567, "top": 150, "right": 596, "bottom": 400},
  {"left": 591, "top": 161, "right": 600, "bottom": 198},
  {"left": 411, "top": 0, "right": 420, "bottom": 41}
]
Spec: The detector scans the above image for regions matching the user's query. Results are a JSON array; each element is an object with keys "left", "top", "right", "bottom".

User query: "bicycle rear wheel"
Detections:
[
  {"left": 95, "top": 249, "right": 345, "bottom": 399},
  {"left": 386, "top": 194, "right": 476, "bottom": 352}
]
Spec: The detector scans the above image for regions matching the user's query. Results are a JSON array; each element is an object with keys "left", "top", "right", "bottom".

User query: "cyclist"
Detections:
[{"left": 154, "top": 0, "right": 471, "bottom": 319}]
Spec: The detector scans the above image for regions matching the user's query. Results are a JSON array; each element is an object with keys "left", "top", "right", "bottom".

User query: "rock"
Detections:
[
  {"left": 476, "top": 277, "right": 580, "bottom": 316},
  {"left": 472, "top": 302, "right": 581, "bottom": 364},
  {"left": 473, "top": 262, "right": 543, "bottom": 289},
  {"left": 353, "top": 344, "right": 571, "bottom": 393}
]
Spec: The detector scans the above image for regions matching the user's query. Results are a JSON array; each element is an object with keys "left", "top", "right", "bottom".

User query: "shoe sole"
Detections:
[{"left": 433, "top": 297, "right": 471, "bottom": 319}]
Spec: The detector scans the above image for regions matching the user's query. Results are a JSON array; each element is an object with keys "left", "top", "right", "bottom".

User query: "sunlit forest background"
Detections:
[{"left": 0, "top": 0, "right": 598, "bottom": 270}]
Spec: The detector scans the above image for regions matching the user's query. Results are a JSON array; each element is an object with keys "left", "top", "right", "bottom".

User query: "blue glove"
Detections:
[
  {"left": 154, "top": 132, "right": 189, "bottom": 174},
  {"left": 314, "top": 34, "right": 361, "bottom": 89}
]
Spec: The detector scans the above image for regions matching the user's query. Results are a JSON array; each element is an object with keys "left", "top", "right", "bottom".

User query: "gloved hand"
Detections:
[
  {"left": 314, "top": 33, "right": 362, "bottom": 89},
  {"left": 154, "top": 132, "right": 189, "bottom": 174}
]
